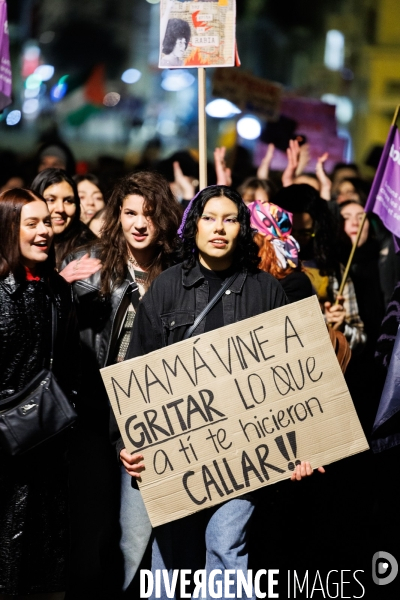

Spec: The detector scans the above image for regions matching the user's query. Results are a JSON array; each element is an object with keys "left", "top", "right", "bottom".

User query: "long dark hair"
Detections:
[
  {"left": 179, "top": 185, "right": 261, "bottom": 272},
  {"left": 31, "top": 168, "right": 95, "bottom": 269},
  {"left": 162, "top": 19, "right": 191, "bottom": 54},
  {"left": 0, "top": 188, "right": 56, "bottom": 282},
  {"left": 73, "top": 173, "right": 107, "bottom": 202},
  {"left": 99, "top": 171, "right": 182, "bottom": 295}
]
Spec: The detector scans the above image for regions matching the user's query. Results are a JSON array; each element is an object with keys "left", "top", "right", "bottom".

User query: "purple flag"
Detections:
[
  {"left": 0, "top": 0, "right": 12, "bottom": 111},
  {"left": 365, "top": 125, "right": 400, "bottom": 238}
]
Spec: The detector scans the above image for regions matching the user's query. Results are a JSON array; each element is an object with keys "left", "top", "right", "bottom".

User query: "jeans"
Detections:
[
  {"left": 150, "top": 495, "right": 256, "bottom": 600},
  {"left": 120, "top": 467, "right": 152, "bottom": 590}
]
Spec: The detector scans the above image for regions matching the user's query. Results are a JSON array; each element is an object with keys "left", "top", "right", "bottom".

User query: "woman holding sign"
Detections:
[{"left": 120, "top": 185, "right": 324, "bottom": 599}]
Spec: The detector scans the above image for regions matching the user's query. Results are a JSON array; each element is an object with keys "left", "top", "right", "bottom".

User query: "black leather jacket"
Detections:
[
  {"left": 63, "top": 248, "right": 139, "bottom": 432},
  {"left": 63, "top": 248, "right": 139, "bottom": 369},
  {"left": 0, "top": 271, "right": 80, "bottom": 402}
]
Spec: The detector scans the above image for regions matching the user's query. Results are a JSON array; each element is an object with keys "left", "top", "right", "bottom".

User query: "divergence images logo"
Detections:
[{"left": 372, "top": 551, "right": 398, "bottom": 586}]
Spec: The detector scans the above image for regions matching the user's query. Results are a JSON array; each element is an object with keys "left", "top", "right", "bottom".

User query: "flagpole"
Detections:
[
  {"left": 336, "top": 103, "right": 400, "bottom": 300},
  {"left": 392, "top": 104, "right": 400, "bottom": 127},
  {"left": 336, "top": 213, "right": 367, "bottom": 299},
  {"left": 198, "top": 67, "right": 208, "bottom": 190}
]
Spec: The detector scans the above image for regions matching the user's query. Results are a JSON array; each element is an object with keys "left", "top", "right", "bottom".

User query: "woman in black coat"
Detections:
[{"left": 0, "top": 188, "right": 80, "bottom": 598}]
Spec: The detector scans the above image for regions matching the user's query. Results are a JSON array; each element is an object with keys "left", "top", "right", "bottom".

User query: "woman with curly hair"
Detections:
[
  {"left": 160, "top": 18, "right": 191, "bottom": 66},
  {"left": 120, "top": 185, "right": 323, "bottom": 599},
  {"left": 63, "top": 171, "right": 182, "bottom": 599}
]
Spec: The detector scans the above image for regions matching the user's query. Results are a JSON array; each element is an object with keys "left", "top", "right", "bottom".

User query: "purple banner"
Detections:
[
  {"left": 365, "top": 125, "right": 400, "bottom": 237},
  {"left": 0, "top": 0, "right": 12, "bottom": 111}
]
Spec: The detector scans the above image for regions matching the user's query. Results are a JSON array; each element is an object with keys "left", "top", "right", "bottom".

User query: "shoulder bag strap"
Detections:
[{"left": 183, "top": 272, "right": 238, "bottom": 340}]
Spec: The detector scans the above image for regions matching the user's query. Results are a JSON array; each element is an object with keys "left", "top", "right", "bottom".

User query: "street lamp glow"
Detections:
[
  {"left": 324, "top": 30, "right": 345, "bottom": 71},
  {"left": 121, "top": 69, "right": 141, "bottom": 84},
  {"left": 22, "top": 99, "right": 39, "bottom": 115},
  {"left": 206, "top": 99, "right": 241, "bottom": 118},
  {"left": 103, "top": 92, "right": 121, "bottom": 107},
  {"left": 237, "top": 116, "right": 261, "bottom": 140},
  {"left": 6, "top": 110, "right": 22, "bottom": 126},
  {"left": 321, "top": 94, "right": 353, "bottom": 124},
  {"left": 161, "top": 70, "right": 195, "bottom": 91},
  {"left": 25, "top": 74, "right": 42, "bottom": 90},
  {"left": 50, "top": 83, "right": 67, "bottom": 102},
  {"left": 34, "top": 64, "right": 55, "bottom": 82},
  {"left": 24, "top": 87, "right": 40, "bottom": 98}
]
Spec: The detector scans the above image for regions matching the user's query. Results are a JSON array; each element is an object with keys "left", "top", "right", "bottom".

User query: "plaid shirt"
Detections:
[{"left": 330, "top": 274, "right": 366, "bottom": 351}]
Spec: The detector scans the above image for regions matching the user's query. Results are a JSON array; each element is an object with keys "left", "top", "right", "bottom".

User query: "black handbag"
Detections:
[{"left": 0, "top": 303, "right": 77, "bottom": 456}]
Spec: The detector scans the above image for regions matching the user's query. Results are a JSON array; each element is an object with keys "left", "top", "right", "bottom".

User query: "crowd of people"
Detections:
[{"left": 0, "top": 135, "right": 399, "bottom": 600}]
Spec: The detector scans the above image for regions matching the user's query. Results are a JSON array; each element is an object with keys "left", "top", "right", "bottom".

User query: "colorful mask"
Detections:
[{"left": 248, "top": 200, "right": 300, "bottom": 269}]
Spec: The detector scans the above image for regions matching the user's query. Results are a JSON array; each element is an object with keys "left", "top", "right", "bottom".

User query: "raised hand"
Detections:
[
  {"left": 282, "top": 139, "right": 300, "bottom": 187},
  {"left": 257, "top": 143, "right": 275, "bottom": 180},
  {"left": 214, "top": 146, "right": 232, "bottom": 186},
  {"left": 59, "top": 253, "right": 101, "bottom": 284},
  {"left": 315, "top": 152, "right": 332, "bottom": 201},
  {"left": 173, "top": 161, "right": 196, "bottom": 201}
]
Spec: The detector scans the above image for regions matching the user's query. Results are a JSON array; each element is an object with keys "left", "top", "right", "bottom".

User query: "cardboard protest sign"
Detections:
[
  {"left": 101, "top": 296, "right": 368, "bottom": 527},
  {"left": 212, "top": 68, "right": 282, "bottom": 122},
  {"left": 159, "top": 0, "right": 236, "bottom": 68},
  {"left": 254, "top": 97, "right": 346, "bottom": 173}
]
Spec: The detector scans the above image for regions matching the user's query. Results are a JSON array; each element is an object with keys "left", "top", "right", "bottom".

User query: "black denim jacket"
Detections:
[
  {"left": 110, "top": 262, "right": 287, "bottom": 454},
  {"left": 127, "top": 261, "right": 288, "bottom": 357}
]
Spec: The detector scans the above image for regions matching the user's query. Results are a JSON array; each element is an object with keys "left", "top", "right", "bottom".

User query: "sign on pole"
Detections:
[
  {"left": 159, "top": 0, "right": 237, "bottom": 69},
  {"left": 212, "top": 68, "right": 282, "bottom": 122},
  {"left": 101, "top": 297, "right": 368, "bottom": 527}
]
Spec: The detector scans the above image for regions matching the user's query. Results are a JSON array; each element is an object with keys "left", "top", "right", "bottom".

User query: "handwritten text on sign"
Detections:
[{"left": 101, "top": 297, "right": 368, "bottom": 527}]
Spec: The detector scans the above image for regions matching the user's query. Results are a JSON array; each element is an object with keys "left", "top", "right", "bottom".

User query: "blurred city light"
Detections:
[
  {"left": 22, "top": 99, "right": 39, "bottom": 115},
  {"left": 324, "top": 30, "right": 345, "bottom": 71},
  {"left": 6, "top": 111, "right": 22, "bottom": 126},
  {"left": 161, "top": 70, "right": 195, "bottom": 91},
  {"left": 237, "top": 116, "right": 262, "bottom": 140},
  {"left": 321, "top": 94, "right": 353, "bottom": 124},
  {"left": 25, "top": 74, "right": 42, "bottom": 89},
  {"left": 146, "top": 0, "right": 160, "bottom": 4},
  {"left": 157, "top": 119, "right": 178, "bottom": 136},
  {"left": 24, "top": 87, "right": 40, "bottom": 99},
  {"left": 39, "top": 31, "right": 55, "bottom": 44},
  {"left": 121, "top": 69, "right": 142, "bottom": 84},
  {"left": 34, "top": 65, "right": 55, "bottom": 82},
  {"left": 206, "top": 99, "right": 241, "bottom": 118},
  {"left": 22, "top": 45, "right": 40, "bottom": 78},
  {"left": 50, "top": 83, "right": 68, "bottom": 102},
  {"left": 103, "top": 92, "right": 121, "bottom": 107}
]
